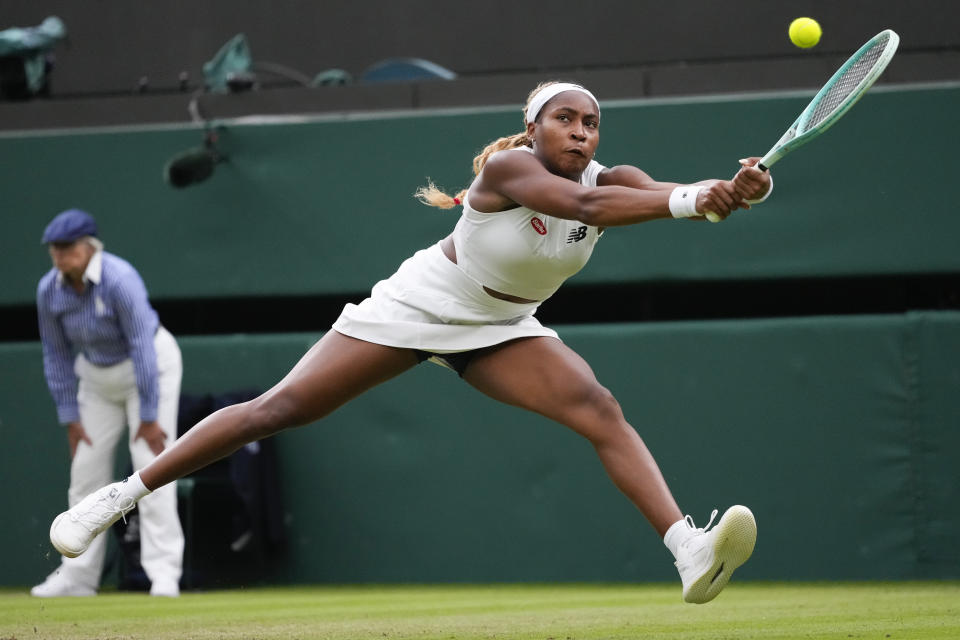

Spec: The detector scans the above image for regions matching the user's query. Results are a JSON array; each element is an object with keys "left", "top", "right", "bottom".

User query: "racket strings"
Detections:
[{"left": 807, "top": 34, "right": 890, "bottom": 129}]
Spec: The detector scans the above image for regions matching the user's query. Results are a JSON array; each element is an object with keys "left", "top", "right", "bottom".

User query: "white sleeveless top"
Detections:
[{"left": 451, "top": 147, "right": 606, "bottom": 301}]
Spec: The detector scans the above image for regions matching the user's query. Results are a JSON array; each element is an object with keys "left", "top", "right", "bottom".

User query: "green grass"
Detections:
[{"left": 1, "top": 582, "right": 958, "bottom": 640}]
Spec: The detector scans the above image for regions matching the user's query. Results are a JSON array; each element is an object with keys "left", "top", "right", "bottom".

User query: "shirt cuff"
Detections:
[
  {"left": 138, "top": 402, "right": 158, "bottom": 423},
  {"left": 57, "top": 405, "right": 80, "bottom": 425}
]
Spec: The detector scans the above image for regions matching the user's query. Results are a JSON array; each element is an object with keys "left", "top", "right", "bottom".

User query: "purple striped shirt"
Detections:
[{"left": 37, "top": 251, "right": 160, "bottom": 424}]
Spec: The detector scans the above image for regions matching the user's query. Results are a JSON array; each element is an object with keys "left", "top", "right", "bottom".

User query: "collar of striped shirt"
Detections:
[{"left": 55, "top": 249, "right": 103, "bottom": 288}]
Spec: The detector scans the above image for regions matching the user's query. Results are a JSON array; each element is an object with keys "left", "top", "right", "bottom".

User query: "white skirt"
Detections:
[{"left": 332, "top": 242, "right": 559, "bottom": 353}]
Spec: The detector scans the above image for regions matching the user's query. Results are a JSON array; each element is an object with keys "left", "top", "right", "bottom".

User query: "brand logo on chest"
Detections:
[
  {"left": 530, "top": 217, "right": 547, "bottom": 235},
  {"left": 567, "top": 226, "right": 588, "bottom": 243}
]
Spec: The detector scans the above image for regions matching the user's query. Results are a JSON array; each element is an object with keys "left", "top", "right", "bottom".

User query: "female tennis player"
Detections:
[{"left": 48, "top": 81, "right": 771, "bottom": 604}]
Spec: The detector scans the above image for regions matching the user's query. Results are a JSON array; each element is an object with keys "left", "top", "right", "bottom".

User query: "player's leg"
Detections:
[
  {"left": 462, "top": 336, "right": 756, "bottom": 603},
  {"left": 462, "top": 336, "right": 682, "bottom": 534},
  {"left": 140, "top": 330, "right": 419, "bottom": 489},
  {"left": 127, "top": 328, "right": 184, "bottom": 596},
  {"left": 49, "top": 331, "right": 419, "bottom": 559}
]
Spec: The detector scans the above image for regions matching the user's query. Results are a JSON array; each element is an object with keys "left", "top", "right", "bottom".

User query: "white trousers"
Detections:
[{"left": 58, "top": 326, "right": 184, "bottom": 590}]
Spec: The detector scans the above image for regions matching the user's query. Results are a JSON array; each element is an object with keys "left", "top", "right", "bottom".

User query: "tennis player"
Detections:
[{"left": 46, "top": 81, "right": 771, "bottom": 604}]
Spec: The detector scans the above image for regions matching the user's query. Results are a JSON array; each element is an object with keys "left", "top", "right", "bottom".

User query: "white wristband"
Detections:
[{"left": 669, "top": 186, "right": 703, "bottom": 218}]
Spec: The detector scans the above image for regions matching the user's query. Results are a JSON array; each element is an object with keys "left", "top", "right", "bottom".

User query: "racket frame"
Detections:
[{"left": 757, "top": 29, "right": 900, "bottom": 171}]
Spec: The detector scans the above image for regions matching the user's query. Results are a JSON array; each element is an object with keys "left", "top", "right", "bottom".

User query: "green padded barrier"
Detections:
[
  {"left": 910, "top": 312, "right": 960, "bottom": 575},
  {"left": 2, "top": 84, "right": 958, "bottom": 306},
  {"left": 5, "top": 312, "right": 958, "bottom": 586}
]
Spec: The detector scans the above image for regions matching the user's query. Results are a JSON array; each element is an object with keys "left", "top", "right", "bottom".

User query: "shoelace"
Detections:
[
  {"left": 69, "top": 493, "right": 136, "bottom": 532},
  {"left": 684, "top": 508, "right": 719, "bottom": 535},
  {"left": 674, "top": 509, "right": 721, "bottom": 570}
]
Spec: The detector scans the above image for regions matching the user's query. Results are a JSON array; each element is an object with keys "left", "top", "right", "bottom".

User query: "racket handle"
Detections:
[{"left": 703, "top": 161, "right": 770, "bottom": 222}]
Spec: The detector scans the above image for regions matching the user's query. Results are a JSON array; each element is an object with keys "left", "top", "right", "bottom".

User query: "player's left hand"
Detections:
[
  {"left": 134, "top": 420, "right": 167, "bottom": 456},
  {"left": 732, "top": 157, "right": 771, "bottom": 203}
]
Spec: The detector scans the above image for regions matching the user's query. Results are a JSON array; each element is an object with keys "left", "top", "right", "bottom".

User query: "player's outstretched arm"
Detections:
[{"left": 598, "top": 164, "right": 749, "bottom": 223}]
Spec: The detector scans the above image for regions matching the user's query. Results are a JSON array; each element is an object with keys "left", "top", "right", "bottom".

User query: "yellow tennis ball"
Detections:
[{"left": 789, "top": 17, "right": 822, "bottom": 48}]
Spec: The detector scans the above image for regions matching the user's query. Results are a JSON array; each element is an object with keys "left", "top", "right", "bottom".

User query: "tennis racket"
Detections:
[{"left": 705, "top": 28, "right": 900, "bottom": 222}]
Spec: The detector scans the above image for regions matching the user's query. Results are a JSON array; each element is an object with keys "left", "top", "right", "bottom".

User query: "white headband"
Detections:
[{"left": 526, "top": 83, "right": 600, "bottom": 124}]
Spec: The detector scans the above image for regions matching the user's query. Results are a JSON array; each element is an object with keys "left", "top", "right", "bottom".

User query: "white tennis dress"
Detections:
[{"left": 333, "top": 147, "right": 605, "bottom": 355}]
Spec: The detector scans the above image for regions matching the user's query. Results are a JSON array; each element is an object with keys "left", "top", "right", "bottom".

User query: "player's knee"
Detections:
[
  {"left": 240, "top": 391, "right": 310, "bottom": 439},
  {"left": 586, "top": 384, "right": 623, "bottom": 421},
  {"left": 573, "top": 384, "right": 627, "bottom": 441}
]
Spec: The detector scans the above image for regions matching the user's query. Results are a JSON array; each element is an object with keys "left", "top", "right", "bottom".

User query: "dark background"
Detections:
[{"left": 1, "top": 0, "right": 958, "bottom": 127}]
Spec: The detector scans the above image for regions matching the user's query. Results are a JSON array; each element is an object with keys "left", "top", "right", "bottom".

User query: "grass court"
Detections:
[{"left": 1, "top": 581, "right": 958, "bottom": 639}]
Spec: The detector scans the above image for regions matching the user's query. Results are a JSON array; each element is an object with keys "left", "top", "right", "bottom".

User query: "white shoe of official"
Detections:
[
  {"left": 674, "top": 505, "right": 757, "bottom": 604},
  {"left": 30, "top": 571, "right": 97, "bottom": 597},
  {"left": 50, "top": 482, "right": 136, "bottom": 559},
  {"left": 150, "top": 578, "right": 181, "bottom": 598}
]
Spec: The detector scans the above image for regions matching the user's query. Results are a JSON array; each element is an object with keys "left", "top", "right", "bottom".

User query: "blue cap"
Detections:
[{"left": 41, "top": 209, "right": 98, "bottom": 244}]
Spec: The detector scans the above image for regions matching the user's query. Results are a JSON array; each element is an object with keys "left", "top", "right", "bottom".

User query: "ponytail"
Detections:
[
  {"left": 414, "top": 181, "right": 468, "bottom": 209},
  {"left": 415, "top": 81, "right": 561, "bottom": 210},
  {"left": 414, "top": 132, "right": 531, "bottom": 209},
  {"left": 470, "top": 131, "right": 531, "bottom": 176}
]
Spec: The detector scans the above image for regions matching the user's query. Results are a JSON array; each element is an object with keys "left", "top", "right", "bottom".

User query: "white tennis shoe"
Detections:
[
  {"left": 30, "top": 570, "right": 96, "bottom": 597},
  {"left": 50, "top": 482, "right": 136, "bottom": 558},
  {"left": 149, "top": 577, "right": 181, "bottom": 598},
  {"left": 674, "top": 505, "right": 757, "bottom": 604}
]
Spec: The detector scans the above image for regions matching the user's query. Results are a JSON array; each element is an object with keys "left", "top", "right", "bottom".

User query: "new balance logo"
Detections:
[{"left": 567, "top": 226, "right": 588, "bottom": 243}]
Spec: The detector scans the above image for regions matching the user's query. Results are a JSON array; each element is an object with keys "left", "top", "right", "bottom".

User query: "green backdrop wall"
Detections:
[
  {"left": 1, "top": 83, "right": 958, "bottom": 306},
  {"left": 2, "top": 83, "right": 957, "bottom": 588},
  {"left": 4, "top": 312, "right": 958, "bottom": 586}
]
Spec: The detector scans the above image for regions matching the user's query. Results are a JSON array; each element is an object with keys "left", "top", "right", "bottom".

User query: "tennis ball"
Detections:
[{"left": 789, "top": 17, "right": 821, "bottom": 48}]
